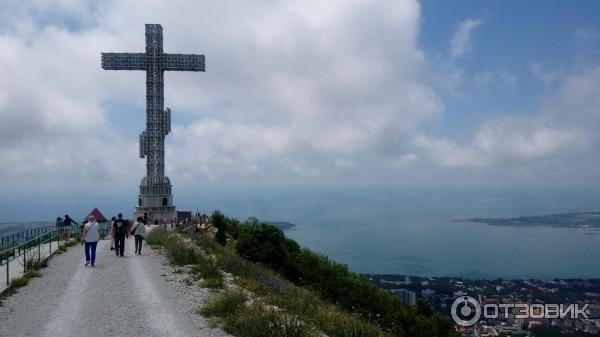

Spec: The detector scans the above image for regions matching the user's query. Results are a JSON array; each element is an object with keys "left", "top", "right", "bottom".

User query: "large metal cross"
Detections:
[{"left": 101, "top": 24, "right": 205, "bottom": 184}]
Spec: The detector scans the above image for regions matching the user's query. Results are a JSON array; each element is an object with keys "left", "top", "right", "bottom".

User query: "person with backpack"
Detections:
[
  {"left": 63, "top": 214, "right": 78, "bottom": 228},
  {"left": 131, "top": 216, "right": 147, "bottom": 255},
  {"left": 113, "top": 213, "right": 128, "bottom": 257},
  {"left": 62, "top": 214, "right": 78, "bottom": 241},
  {"left": 81, "top": 215, "right": 100, "bottom": 267}
]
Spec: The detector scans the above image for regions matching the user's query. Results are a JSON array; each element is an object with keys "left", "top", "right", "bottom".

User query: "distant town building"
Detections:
[
  {"left": 495, "top": 324, "right": 525, "bottom": 336},
  {"left": 454, "top": 290, "right": 468, "bottom": 298},
  {"left": 391, "top": 288, "right": 416, "bottom": 306},
  {"left": 421, "top": 289, "right": 435, "bottom": 298}
]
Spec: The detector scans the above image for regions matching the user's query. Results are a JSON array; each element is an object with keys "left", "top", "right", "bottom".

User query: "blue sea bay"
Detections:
[{"left": 174, "top": 185, "right": 600, "bottom": 280}]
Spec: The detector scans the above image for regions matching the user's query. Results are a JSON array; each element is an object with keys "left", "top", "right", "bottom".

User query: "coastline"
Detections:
[{"left": 461, "top": 211, "right": 600, "bottom": 229}]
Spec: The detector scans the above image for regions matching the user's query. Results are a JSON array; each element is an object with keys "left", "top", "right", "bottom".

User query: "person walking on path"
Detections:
[
  {"left": 63, "top": 214, "right": 78, "bottom": 229},
  {"left": 81, "top": 215, "right": 100, "bottom": 267},
  {"left": 113, "top": 213, "right": 128, "bottom": 257},
  {"left": 109, "top": 216, "right": 116, "bottom": 251},
  {"left": 131, "top": 216, "right": 147, "bottom": 255},
  {"left": 55, "top": 217, "right": 64, "bottom": 227},
  {"left": 62, "top": 214, "right": 78, "bottom": 241}
]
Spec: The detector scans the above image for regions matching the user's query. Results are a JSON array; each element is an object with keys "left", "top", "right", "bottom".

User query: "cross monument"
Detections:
[{"left": 101, "top": 24, "right": 205, "bottom": 223}]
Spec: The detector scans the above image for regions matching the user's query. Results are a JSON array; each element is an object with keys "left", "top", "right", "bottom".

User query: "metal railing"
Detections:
[
  {"left": 1, "top": 226, "right": 58, "bottom": 249},
  {"left": 0, "top": 224, "right": 82, "bottom": 287}
]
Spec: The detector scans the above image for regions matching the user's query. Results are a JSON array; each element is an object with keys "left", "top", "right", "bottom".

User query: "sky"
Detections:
[{"left": 0, "top": 0, "right": 599, "bottom": 219}]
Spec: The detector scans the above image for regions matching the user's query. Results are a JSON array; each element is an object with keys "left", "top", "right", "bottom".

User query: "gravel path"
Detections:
[{"left": 0, "top": 238, "right": 230, "bottom": 337}]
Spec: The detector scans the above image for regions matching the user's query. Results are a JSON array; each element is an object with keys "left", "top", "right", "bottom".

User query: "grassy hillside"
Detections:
[{"left": 147, "top": 211, "right": 458, "bottom": 337}]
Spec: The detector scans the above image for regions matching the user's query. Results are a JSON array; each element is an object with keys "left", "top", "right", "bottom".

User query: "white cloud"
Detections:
[
  {"left": 529, "top": 62, "right": 561, "bottom": 87},
  {"left": 450, "top": 18, "right": 485, "bottom": 59},
  {"left": 499, "top": 71, "right": 517, "bottom": 86},
  {"left": 416, "top": 67, "right": 600, "bottom": 176},
  {"left": 1, "top": 1, "right": 599, "bottom": 187},
  {"left": 416, "top": 123, "right": 586, "bottom": 169},
  {"left": 573, "top": 27, "right": 600, "bottom": 44},
  {"left": 474, "top": 69, "right": 493, "bottom": 87},
  {"left": 0, "top": 0, "right": 445, "bottom": 184}
]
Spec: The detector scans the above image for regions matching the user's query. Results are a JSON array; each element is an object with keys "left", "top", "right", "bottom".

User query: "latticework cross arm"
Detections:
[
  {"left": 101, "top": 53, "right": 146, "bottom": 70},
  {"left": 162, "top": 54, "right": 205, "bottom": 71}
]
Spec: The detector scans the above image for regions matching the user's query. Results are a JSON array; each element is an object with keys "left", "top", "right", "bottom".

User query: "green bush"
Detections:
[
  {"left": 145, "top": 227, "right": 172, "bottom": 247},
  {"left": 202, "top": 277, "right": 224, "bottom": 289},
  {"left": 165, "top": 239, "right": 200, "bottom": 266},
  {"left": 23, "top": 252, "right": 46, "bottom": 272},
  {"left": 212, "top": 210, "right": 228, "bottom": 246},
  {"left": 64, "top": 240, "right": 78, "bottom": 248},
  {"left": 190, "top": 256, "right": 224, "bottom": 289},
  {"left": 225, "top": 307, "right": 317, "bottom": 337},
  {"left": 200, "top": 290, "right": 247, "bottom": 317},
  {"left": 235, "top": 223, "right": 300, "bottom": 278},
  {"left": 9, "top": 276, "right": 29, "bottom": 288}
]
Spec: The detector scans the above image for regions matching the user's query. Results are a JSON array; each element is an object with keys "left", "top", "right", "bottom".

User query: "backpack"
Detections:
[{"left": 114, "top": 219, "right": 128, "bottom": 235}]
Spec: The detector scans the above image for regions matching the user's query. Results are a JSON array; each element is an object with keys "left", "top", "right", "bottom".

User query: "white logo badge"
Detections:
[{"left": 451, "top": 296, "right": 481, "bottom": 326}]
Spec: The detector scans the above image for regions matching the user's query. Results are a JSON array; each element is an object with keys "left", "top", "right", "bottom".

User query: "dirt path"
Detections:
[{"left": 0, "top": 238, "right": 229, "bottom": 337}]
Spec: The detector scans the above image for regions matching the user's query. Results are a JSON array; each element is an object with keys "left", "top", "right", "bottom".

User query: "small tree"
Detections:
[
  {"left": 415, "top": 298, "right": 433, "bottom": 317},
  {"left": 212, "top": 210, "right": 227, "bottom": 245},
  {"left": 215, "top": 229, "right": 226, "bottom": 245}
]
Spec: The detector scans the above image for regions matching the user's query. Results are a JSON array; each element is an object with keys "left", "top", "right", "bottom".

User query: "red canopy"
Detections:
[{"left": 86, "top": 207, "right": 108, "bottom": 222}]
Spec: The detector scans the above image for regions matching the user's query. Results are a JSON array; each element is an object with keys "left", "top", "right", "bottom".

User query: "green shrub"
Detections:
[
  {"left": 64, "top": 240, "right": 78, "bottom": 248},
  {"left": 165, "top": 238, "right": 199, "bottom": 265},
  {"left": 202, "top": 277, "right": 224, "bottom": 289},
  {"left": 146, "top": 227, "right": 172, "bottom": 246},
  {"left": 312, "top": 306, "right": 385, "bottom": 337},
  {"left": 224, "top": 307, "right": 317, "bottom": 337},
  {"left": 235, "top": 223, "right": 300, "bottom": 278},
  {"left": 9, "top": 276, "right": 29, "bottom": 288},
  {"left": 190, "top": 258, "right": 223, "bottom": 289},
  {"left": 212, "top": 210, "right": 228, "bottom": 246},
  {"left": 23, "top": 252, "right": 45, "bottom": 271},
  {"left": 200, "top": 290, "right": 247, "bottom": 318}
]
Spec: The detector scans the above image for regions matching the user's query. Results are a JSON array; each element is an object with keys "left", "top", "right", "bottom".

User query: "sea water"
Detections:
[{"left": 179, "top": 184, "right": 600, "bottom": 280}]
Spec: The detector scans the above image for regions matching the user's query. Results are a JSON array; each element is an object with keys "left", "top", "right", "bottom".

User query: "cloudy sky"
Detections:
[{"left": 1, "top": 0, "right": 600, "bottom": 218}]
